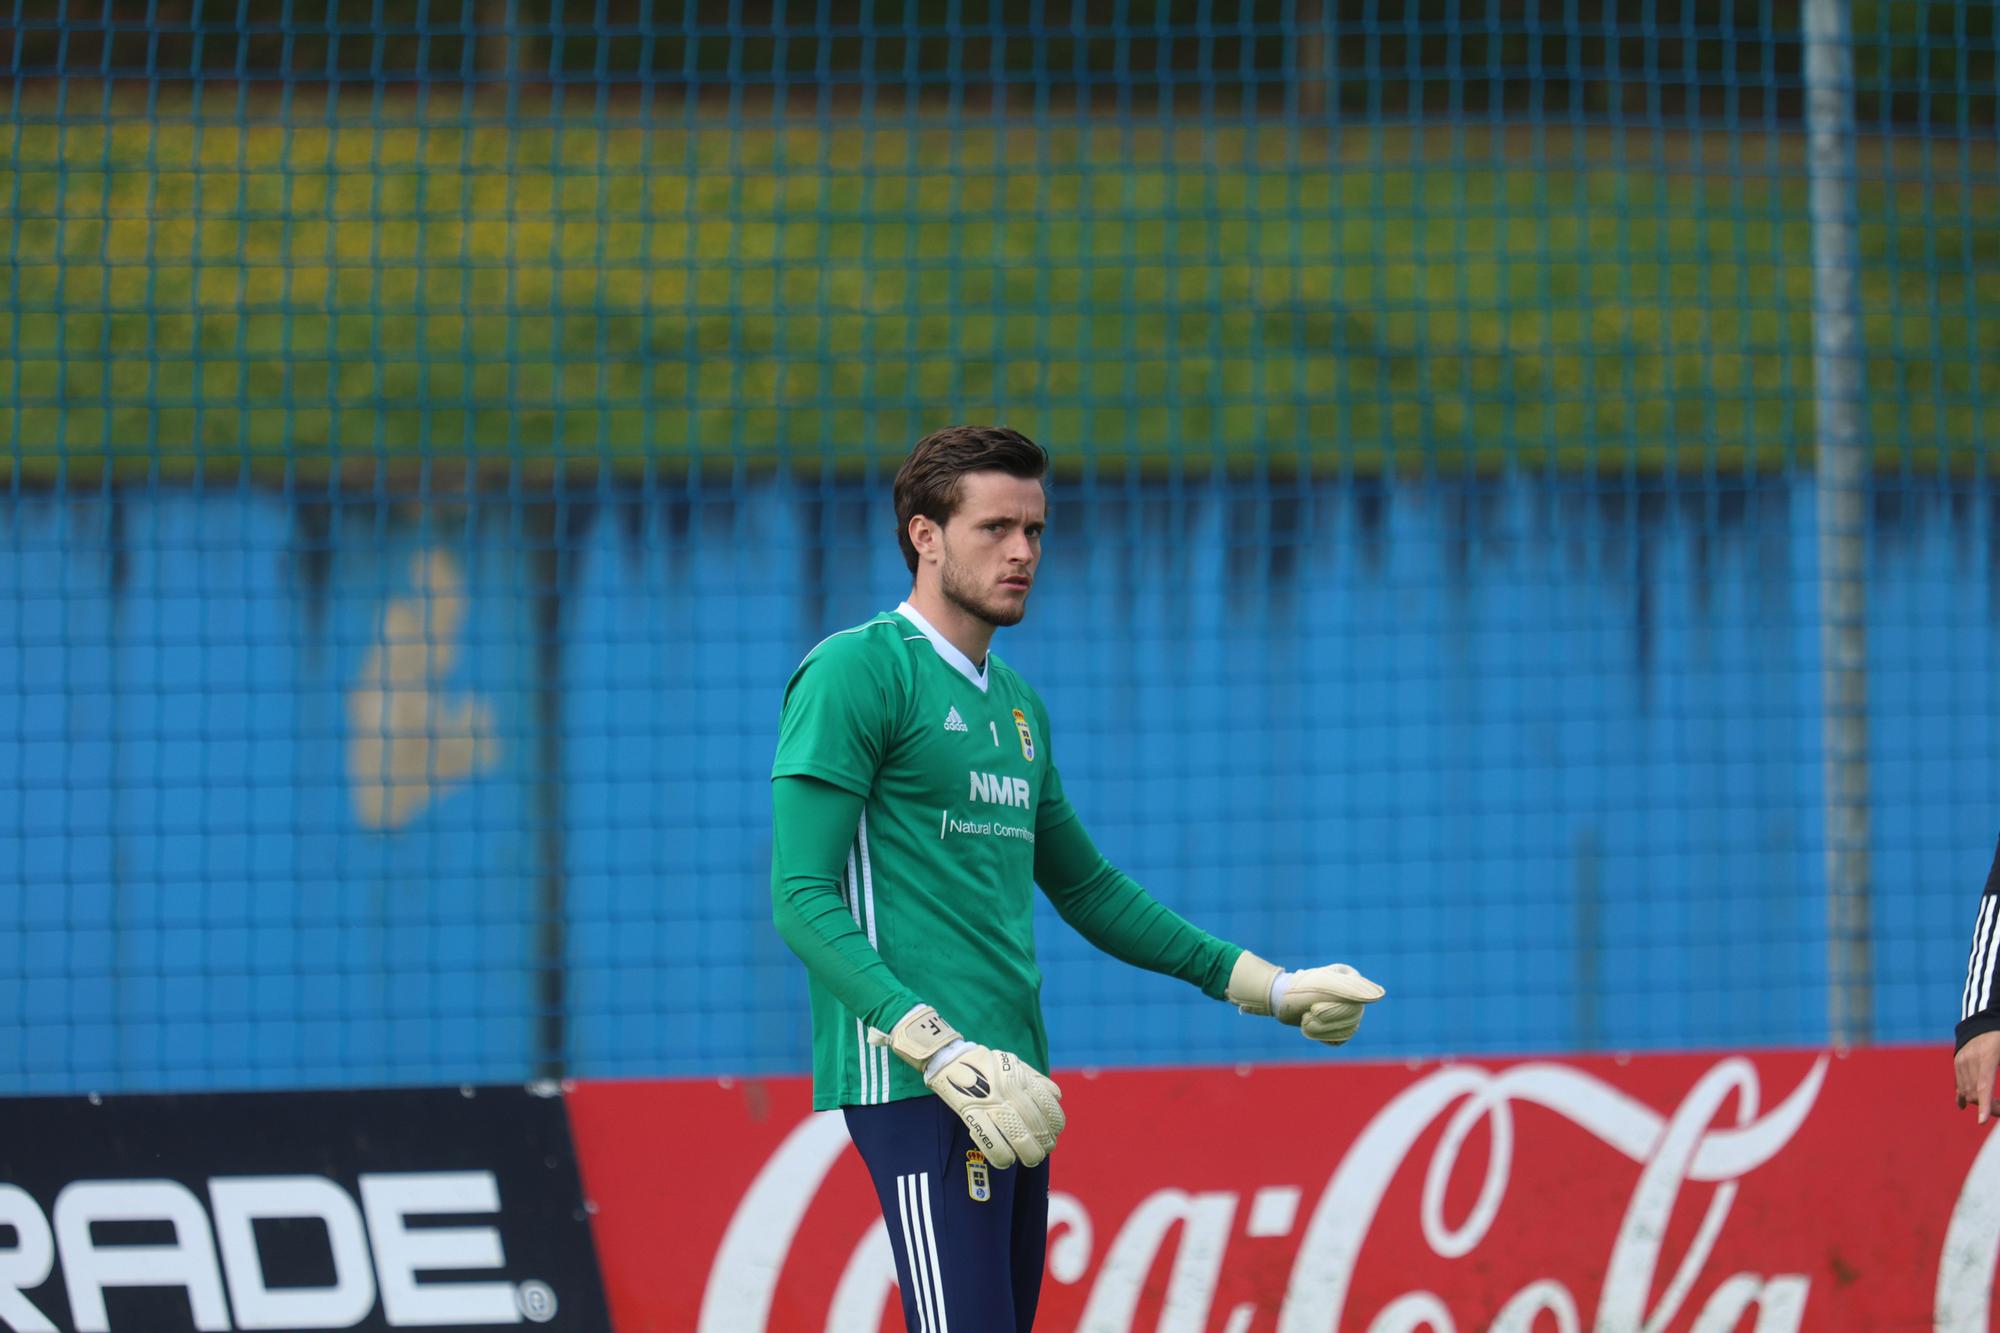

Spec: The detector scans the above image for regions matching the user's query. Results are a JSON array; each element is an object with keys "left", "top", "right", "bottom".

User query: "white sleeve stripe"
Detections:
[
  {"left": 1965, "top": 896, "right": 2000, "bottom": 1021},
  {"left": 1960, "top": 900, "right": 1977, "bottom": 1018},
  {"left": 1962, "top": 908, "right": 1977, "bottom": 1020},
  {"left": 845, "top": 854, "right": 875, "bottom": 1105},
  {"left": 1976, "top": 897, "right": 1999, "bottom": 1019},
  {"left": 1967, "top": 900, "right": 1984, "bottom": 1018},
  {"left": 1980, "top": 896, "right": 2000, "bottom": 1017},
  {"left": 1964, "top": 898, "right": 1987, "bottom": 1020},
  {"left": 851, "top": 820, "right": 894, "bottom": 1101},
  {"left": 858, "top": 812, "right": 879, "bottom": 948}
]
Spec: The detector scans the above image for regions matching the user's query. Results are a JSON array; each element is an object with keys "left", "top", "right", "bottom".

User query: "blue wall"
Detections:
[{"left": 2, "top": 472, "right": 1995, "bottom": 1092}]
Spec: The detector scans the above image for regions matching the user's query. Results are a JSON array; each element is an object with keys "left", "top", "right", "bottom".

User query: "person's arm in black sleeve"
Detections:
[
  {"left": 1951, "top": 836, "right": 2000, "bottom": 1122},
  {"left": 1956, "top": 837, "right": 2000, "bottom": 1048}
]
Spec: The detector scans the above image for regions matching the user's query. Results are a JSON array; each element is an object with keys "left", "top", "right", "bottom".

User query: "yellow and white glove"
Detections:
[
  {"left": 875, "top": 1005, "right": 1066, "bottom": 1169},
  {"left": 1227, "top": 950, "right": 1385, "bottom": 1046}
]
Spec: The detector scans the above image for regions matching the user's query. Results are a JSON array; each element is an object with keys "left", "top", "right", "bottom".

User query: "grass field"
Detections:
[{"left": 3, "top": 108, "right": 1994, "bottom": 479}]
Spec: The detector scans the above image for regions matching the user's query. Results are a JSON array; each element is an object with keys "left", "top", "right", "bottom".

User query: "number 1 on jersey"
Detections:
[{"left": 989, "top": 720, "right": 1000, "bottom": 746}]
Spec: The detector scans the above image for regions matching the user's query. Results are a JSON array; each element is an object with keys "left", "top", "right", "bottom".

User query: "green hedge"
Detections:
[{"left": 2, "top": 117, "right": 1993, "bottom": 476}]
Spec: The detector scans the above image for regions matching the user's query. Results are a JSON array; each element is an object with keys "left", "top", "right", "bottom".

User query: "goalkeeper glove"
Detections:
[
  {"left": 874, "top": 1005, "right": 1066, "bottom": 1169},
  {"left": 1227, "top": 950, "right": 1385, "bottom": 1046}
]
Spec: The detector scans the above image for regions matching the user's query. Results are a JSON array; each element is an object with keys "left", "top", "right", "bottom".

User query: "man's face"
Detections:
[{"left": 927, "top": 471, "right": 1046, "bottom": 628}]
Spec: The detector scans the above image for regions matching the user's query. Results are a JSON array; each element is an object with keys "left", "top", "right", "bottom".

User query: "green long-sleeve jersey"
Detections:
[{"left": 770, "top": 603, "right": 1243, "bottom": 1111}]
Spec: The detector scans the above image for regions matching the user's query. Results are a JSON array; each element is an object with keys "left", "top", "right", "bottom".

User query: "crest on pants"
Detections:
[{"left": 966, "top": 1150, "right": 992, "bottom": 1203}]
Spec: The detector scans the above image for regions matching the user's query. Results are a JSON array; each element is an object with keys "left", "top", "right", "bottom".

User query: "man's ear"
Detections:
[{"left": 908, "top": 513, "right": 940, "bottom": 563}]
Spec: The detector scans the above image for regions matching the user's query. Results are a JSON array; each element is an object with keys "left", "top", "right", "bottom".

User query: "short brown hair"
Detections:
[{"left": 892, "top": 425, "right": 1049, "bottom": 573}]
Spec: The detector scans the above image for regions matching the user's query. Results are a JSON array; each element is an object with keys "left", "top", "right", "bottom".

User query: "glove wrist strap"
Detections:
[
  {"left": 883, "top": 1004, "right": 963, "bottom": 1071},
  {"left": 1226, "top": 950, "right": 1285, "bottom": 1016}
]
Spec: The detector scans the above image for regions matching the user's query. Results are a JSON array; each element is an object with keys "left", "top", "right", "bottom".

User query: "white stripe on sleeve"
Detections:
[
  {"left": 1963, "top": 898, "right": 1989, "bottom": 1020},
  {"left": 845, "top": 848, "right": 875, "bottom": 1103},
  {"left": 855, "top": 815, "right": 893, "bottom": 1100},
  {"left": 1969, "top": 896, "right": 2000, "bottom": 1021},
  {"left": 858, "top": 811, "right": 879, "bottom": 946}
]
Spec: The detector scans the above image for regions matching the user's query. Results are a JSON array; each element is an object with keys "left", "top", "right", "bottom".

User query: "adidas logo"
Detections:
[{"left": 944, "top": 706, "right": 969, "bottom": 733}]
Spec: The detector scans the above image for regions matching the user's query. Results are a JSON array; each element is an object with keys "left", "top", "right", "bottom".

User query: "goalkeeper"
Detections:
[{"left": 770, "top": 425, "right": 1384, "bottom": 1333}]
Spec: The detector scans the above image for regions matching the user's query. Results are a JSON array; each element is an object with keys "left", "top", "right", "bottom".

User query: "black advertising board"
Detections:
[{"left": 0, "top": 1085, "right": 610, "bottom": 1332}]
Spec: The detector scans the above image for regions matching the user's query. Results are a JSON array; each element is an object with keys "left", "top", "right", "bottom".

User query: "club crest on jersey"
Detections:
[
  {"left": 1012, "top": 708, "right": 1035, "bottom": 762},
  {"left": 966, "top": 1150, "right": 992, "bottom": 1202}
]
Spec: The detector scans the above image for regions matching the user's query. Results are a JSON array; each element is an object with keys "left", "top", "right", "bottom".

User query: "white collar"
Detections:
[{"left": 896, "top": 600, "right": 989, "bottom": 692}]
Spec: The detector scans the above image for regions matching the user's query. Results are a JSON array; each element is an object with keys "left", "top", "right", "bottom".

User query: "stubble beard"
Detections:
[{"left": 940, "top": 550, "right": 1028, "bottom": 628}]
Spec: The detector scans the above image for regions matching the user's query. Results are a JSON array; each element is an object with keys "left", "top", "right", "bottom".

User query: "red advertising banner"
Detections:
[{"left": 568, "top": 1046, "right": 2000, "bottom": 1331}]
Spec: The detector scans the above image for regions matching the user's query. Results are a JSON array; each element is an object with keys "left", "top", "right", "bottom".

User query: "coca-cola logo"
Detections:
[
  {"left": 688, "top": 1051, "right": 1996, "bottom": 1332},
  {"left": 1277, "top": 1056, "right": 1822, "bottom": 1333}
]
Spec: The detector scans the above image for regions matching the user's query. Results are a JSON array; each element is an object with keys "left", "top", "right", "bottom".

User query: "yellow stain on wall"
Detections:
[{"left": 347, "top": 549, "right": 500, "bottom": 831}]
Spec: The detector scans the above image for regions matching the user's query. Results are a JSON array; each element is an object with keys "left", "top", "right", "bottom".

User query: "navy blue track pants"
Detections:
[{"left": 844, "top": 1095, "right": 1050, "bottom": 1332}]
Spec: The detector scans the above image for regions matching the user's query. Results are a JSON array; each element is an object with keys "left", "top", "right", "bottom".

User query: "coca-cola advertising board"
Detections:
[{"left": 567, "top": 1045, "right": 2000, "bottom": 1331}]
